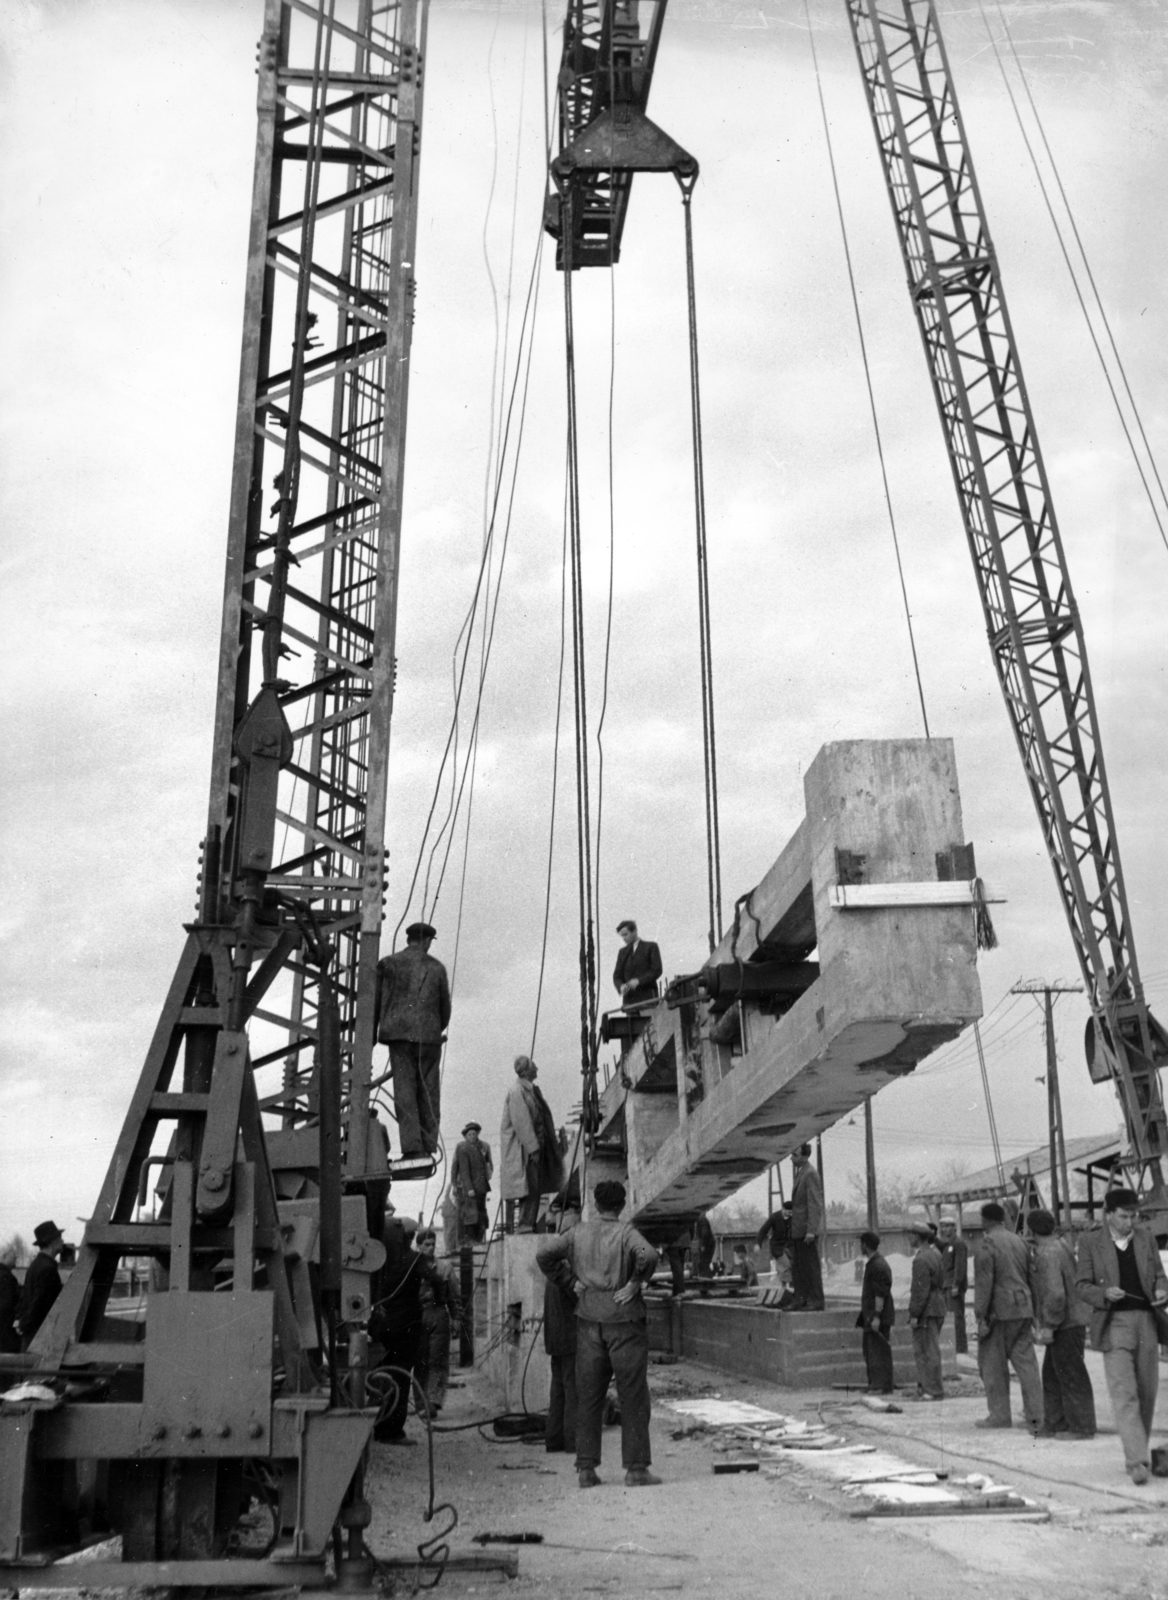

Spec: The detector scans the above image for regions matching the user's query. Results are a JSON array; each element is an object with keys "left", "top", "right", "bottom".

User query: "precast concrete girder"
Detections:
[{"left": 586, "top": 739, "right": 984, "bottom": 1232}]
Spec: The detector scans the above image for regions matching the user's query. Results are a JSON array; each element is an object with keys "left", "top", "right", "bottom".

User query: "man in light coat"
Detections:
[
  {"left": 973, "top": 1200, "right": 1043, "bottom": 1432},
  {"left": 907, "top": 1221, "right": 946, "bottom": 1400},
  {"left": 376, "top": 922, "right": 451, "bottom": 1158},
  {"left": 1026, "top": 1208, "right": 1095, "bottom": 1439},
  {"left": 789, "top": 1144, "right": 826, "bottom": 1311},
  {"left": 500, "top": 1057, "right": 561, "bottom": 1232},
  {"left": 1076, "top": 1186, "right": 1168, "bottom": 1484}
]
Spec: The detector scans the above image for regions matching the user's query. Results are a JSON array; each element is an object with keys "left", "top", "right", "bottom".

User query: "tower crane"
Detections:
[
  {"left": 1, "top": 0, "right": 431, "bottom": 1583},
  {"left": 845, "top": 0, "right": 1168, "bottom": 1214}
]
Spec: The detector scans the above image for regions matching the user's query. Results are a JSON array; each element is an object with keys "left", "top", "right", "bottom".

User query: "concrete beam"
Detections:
[{"left": 589, "top": 740, "right": 983, "bottom": 1231}]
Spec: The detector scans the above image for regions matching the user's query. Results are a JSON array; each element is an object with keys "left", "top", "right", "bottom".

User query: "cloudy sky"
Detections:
[{"left": 3, "top": 0, "right": 1168, "bottom": 1243}]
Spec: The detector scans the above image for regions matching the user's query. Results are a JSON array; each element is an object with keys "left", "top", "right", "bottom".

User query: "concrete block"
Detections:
[
  {"left": 593, "top": 739, "right": 984, "bottom": 1229},
  {"left": 483, "top": 1235, "right": 551, "bottom": 1414}
]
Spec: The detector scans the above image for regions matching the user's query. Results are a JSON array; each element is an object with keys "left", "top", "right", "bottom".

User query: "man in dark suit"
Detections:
[
  {"left": 612, "top": 921, "right": 663, "bottom": 1010},
  {"left": 376, "top": 921, "right": 451, "bottom": 1157},
  {"left": 857, "top": 1229, "right": 895, "bottom": 1393},
  {"left": 15, "top": 1221, "right": 65, "bottom": 1350},
  {"left": 789, "top": 1144, "right": 826, "bottom": 1311},
  {"left": 1075, "top": 1186, "right": 1168, "bottom": 1484}
]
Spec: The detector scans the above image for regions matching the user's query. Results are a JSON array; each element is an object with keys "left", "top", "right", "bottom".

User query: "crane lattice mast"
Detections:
[{"left": 845, "top": 0, "right": 1168, "bottom": 1196}]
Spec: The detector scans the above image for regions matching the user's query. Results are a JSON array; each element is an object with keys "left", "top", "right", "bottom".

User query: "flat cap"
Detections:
[
  {"left": 405, "top": 921, "right": 437, "bottom": 941},
  {"left": 461, "top": 1121, "right": 482, "bottom": 1136}
]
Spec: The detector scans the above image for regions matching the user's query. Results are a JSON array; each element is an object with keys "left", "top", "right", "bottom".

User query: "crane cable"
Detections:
[
  {"left": 678, "top": 175, "right": 724, "bottom": 949},
  {"left": 803, "top": 0, "right": 931, "bottom": 740}
]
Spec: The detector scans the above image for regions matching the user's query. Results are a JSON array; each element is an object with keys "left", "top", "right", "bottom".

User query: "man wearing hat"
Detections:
[
  {"left": 15, "top": 1221, "right": 65, "bottom": 1349},
  {"left": 1075, "top": 1187, "right": 1168, "bottom": 1483},
  {"left": 376, "top": 922, "right": 451, "bottom": 1158},
  {"left": 452, "top": 1122, "right": 493, "bottom": 1244},
  {"left": 612, "top": 920, "right": 663, "bottom": 1011},
  {"left": 907, "top": 1222, "right": 946, "bottom": 1400},
  {"left": 973, "top": 1200, "right": 1043, "bottom": 1432}
]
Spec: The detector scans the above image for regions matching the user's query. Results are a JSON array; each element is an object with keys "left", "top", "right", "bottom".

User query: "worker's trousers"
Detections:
[
  {"left": 574, "top": 1317, "right": 651, "bottom": 1472},
  {"left": 546, "top": 1350, "right": 578, "bottom": 1453},
  {"left": 949, "top": 1291, "right": 968, "bottom": 1355},
  {"left": 388, "top": 1040, "right": 441, "bottom": 1156},
  {"left": 911, "top": 1317, "right": 944, "bottom": 1398},
  {"left": 791, "top": 1239, "right": 824, "bottom": 1310},
  {"left": 862, "top": 1327, "right": 895, "bottom": 1393},
  {"left": 1041, "top": 1325, "right": 1096, "bottom": 1436},
  {"left": 978, "top": 1317, "right": 1043, "bottom": 1428},
  {"left": 373, "top": 1318, "right": 422, "bottom": 1440},
  {"left": 415, "top": 1306, "right": 451, "bottom": 1412},
  {"left": 1101, "top": 1309, "right": 1159, "bottom": 1468}
]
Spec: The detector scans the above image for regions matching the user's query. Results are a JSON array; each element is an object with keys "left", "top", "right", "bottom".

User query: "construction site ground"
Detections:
[{"left": 367, "top": 1351, "right": 1168, "bottom": 1600}]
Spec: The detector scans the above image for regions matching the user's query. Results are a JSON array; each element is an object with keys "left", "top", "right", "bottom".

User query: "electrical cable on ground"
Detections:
[{"left": 803, "top": 0, "right": 931, "bottom": 739}]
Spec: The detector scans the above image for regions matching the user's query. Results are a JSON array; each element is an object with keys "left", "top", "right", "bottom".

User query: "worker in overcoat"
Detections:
[{"left": 500, "top": 1056, "right": 561, "bottom": 1231}]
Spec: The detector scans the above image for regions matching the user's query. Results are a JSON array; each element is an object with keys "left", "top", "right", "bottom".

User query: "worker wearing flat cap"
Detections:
[
  {"left": 907, "top": 1222, "right": 946, "bottom": 1400},
  {"left": 15, "top": 1220, "right": 65, "bottom": 1350},
  {"left": 376, "top": 922, "right": 451, "bottom": 1158},
  {"left": 452, "top": 1121, "right": 493, "bottom": 1243}
]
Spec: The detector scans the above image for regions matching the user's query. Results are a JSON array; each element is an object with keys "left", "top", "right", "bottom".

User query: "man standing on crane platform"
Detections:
[
  {"left": 376, "top": 922, "right": 451, "bottom": 1159},
  {"left": 613, "top": 920, "right": 663, "bottom": 1010}
]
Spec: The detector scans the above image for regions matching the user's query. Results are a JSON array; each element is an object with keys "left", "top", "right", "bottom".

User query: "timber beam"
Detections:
[{"left": 588, "top": 740, "right": 985, "bottom": 1232}]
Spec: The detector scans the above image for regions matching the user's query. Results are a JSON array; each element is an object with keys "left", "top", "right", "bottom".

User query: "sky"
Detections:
[{"left": 2, "top": 0, "right": 1168, "bottom": 1244}]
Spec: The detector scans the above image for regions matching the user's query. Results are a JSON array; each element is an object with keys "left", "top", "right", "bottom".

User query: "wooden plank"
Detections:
[{"left": 830, "top": 881, "right": 1005, "bottom": 908}]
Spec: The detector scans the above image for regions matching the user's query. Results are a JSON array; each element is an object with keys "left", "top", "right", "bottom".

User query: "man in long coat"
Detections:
[
  {"left": 500, "top": 1056, "right": 561, "bottom": 1231},
  {"left": 376, "top": 921, "right": 451, "bottom": 1158},
  {"left": 907, "top": 1221, "right": 946, "bottom": 1400},
  {"left": 15, "top": 1221, "right": 65, "bottom": 1350},
  {"left": 974, "top": 1200, "right": 1043, "bottom": 1432},
  {"left": 452, "top": 1122, "right": 493, "bottom": 1243},
  {"left": 857, "top": 1229, "right": 895, "bottom": 1394}
]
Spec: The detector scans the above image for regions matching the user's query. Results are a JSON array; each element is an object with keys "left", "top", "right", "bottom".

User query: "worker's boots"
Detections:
[
  {"left": 577, "top": 1468, "right": 601, "bottom": 1489},
  {"left": 624, "top": 1468, "right": 661, "bottom": 1487}
]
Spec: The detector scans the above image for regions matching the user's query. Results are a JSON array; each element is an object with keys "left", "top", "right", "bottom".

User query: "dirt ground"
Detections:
[{"left": 365, "top": 1354, "right": 1168, "bottom": 1600}]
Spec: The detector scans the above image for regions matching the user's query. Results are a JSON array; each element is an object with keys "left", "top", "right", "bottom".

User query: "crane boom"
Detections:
[{"left": 845, "top": 0, "right": 1168, "bottom": 1195}]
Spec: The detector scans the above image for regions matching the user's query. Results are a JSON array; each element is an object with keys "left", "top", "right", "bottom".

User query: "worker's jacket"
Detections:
[
  {"left": 973, "top": 1227, "right": 1034, "bottom": 1326},
  {"left": 537, "top": 1216, "right": 658, "bottom": 1324},
  {"left": 1028, "top": 1234, "right": 1088, "bottom": 1333},
  {"left": 375, "top": 945, "right": 451, "bottom": 1043},
  {"left": 908, "top": 1244, "right": 947, "bottom": 1322},
  {"left": 858, "top": 1252, "right": 895, "bottom": 1332},
  {"left": 789, "top": 1164, "right": 824, "bottom": 1242},
  {"left": 1075, "top": 1223, "right": 1168, "bottom": 1352},
  {"left": 940, "top": 1237, "right": 968, "bottom": 1294}
]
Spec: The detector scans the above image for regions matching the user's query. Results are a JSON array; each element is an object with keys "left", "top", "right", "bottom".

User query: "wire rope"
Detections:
[
  {"left": 984, "top": 2, "right": 1168, "bottom": 555},
  {"left": 677, "top": 177, "right": 724, "bottom": 949},
  {"left": 802, "top": 0, "right": 931, "bottom": 739}
]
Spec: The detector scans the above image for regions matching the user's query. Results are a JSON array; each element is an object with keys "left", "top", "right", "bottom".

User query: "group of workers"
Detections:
[{"left": 859, "top": 1189, "right": 1168, "bottom": 1485}]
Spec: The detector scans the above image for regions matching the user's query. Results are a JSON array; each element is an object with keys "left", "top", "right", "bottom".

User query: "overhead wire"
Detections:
[
  {"left": 802, "top": 0, "right": 931, "bottom": 739},
  {"left": 982, "top": 1, "right": 1168, "bottom": 556}
]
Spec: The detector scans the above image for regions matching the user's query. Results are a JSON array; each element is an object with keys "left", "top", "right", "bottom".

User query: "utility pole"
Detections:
[
  {"left": 864, "top": 1096, "right": 878, "bottom": 1232},
  {"left": 1012, "top": 981, "right": 1083, "bottom": 1227}
]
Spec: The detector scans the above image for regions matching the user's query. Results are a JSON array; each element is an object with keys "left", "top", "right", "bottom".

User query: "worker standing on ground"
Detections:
[
  {"left": 500, "top": 1056, "right": 561, "bottom": 1232},
  {"left": 15, "top": 1222, "right": 65, "bottom": 1349},
  {"left": 789, "top": 1145, "right": 826, "bottom": 1311},
  {"left": 537, "top": 1180, "right": 659, "bottom": 1489},
  {"left": 757, "top": 1202, "right": 794, "bottom": 1281},
  {"left": 612, "top": 920, "right": 663, "bottom": 1010},
  {"left": 907, "top": 1221, "right": 946, "bottom": 1401},
  {"left": 857, "top": 1230, "right": 895, "bottom": 1394},
  {"left": 973, "top": 1200, "right": 1044, "bottom": 1432},
  {"left": 1075, "top": 1187, "right": 1168, "bottom": 1484},
  {"left": 452, "top": 1121, "right": 493, "bottom": 1243},
  {"left": 413, "top": 1227, "right": 458, "bottom": 1415},
  {"left": 370, "top": 1213, "right": 429, "bottom": 1443},
  {"left": 938, "top": 1216, "right": 969, "bottom": 1356},
  {"left": 694, "top": 1213, "right": 716, "bottom": 1278},
  {"left": 1026, "top": 1209, "right": 1095, "bottom": 1439},
  {"left": 543, "top": 1190, "right": 581, "bottom": 1455},
  {"left": 376, "top": 922, "right": 451, "bottom": 1159}
]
